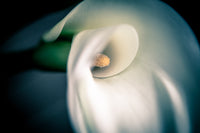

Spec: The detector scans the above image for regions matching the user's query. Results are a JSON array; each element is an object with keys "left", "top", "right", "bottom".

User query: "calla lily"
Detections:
[{"left": 43, "top": 0, "right": 200, "bottom": 133}]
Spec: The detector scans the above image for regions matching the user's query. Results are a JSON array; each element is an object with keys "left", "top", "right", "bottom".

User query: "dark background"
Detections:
[
  {"left": 1, "top": 1, "right": 82, "bottom": 133},
  {"left": 0, "top": 0, "right": 82, "bottom": 45},
  {"left": 1, "top": 0, "right": 199, "bottom": 133}
]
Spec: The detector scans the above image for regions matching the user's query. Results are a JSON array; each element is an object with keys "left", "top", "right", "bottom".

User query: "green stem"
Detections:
[{"left": 32, "top": 41, "right": 71, "bottom": 71}]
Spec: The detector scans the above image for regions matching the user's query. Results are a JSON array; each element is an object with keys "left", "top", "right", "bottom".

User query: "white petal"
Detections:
[{"left": 64, "top": 0, "right": 199, "bottom": 133}]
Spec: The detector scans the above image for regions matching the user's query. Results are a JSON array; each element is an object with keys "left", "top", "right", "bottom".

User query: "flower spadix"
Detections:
[
  {"left": 93, "top": 54, "right": 110, "bottom": 68},
  {"left": 43, "top": 0, "right": 200, "bottom": 133}
]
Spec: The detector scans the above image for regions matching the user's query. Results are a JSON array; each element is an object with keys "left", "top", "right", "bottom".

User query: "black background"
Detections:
[
  {"left": 1, "top": 1, "right": 82, "bottom": 133},
  {"left": 0, "top": 0, "right": 82, "bottom": 45},
  {"left": 1, "top": 0, "right": 199, "bottom": 133}
]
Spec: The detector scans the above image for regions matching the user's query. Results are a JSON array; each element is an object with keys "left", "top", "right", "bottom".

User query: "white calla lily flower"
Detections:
[{"left": 43, "top": 0, "right": 200, "bottom": 133}]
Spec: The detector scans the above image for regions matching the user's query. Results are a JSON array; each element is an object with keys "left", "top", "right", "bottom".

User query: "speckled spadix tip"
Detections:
[{"left": 93, "top": 54, "right": 110, "bottom": 68}]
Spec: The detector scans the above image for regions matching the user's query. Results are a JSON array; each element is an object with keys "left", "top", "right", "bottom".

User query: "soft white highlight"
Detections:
[{"left": 157, "top": 70, "right": 190, "bottom": 133}]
